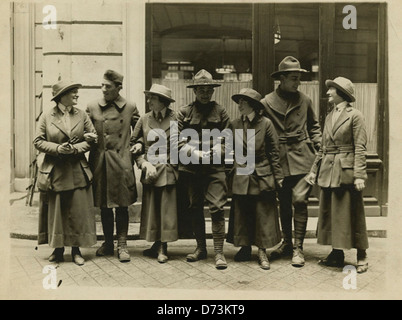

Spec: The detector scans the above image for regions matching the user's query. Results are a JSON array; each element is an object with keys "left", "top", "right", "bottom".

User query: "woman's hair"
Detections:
[
  {"left": 53, "top": 88, "right": 76, "bottom": 104},
  {"left": 243, "top": 97, "right": 263, "bottom": 113},
  {"left": 157, "top": 95, "right": 171, "bottom": 108},
  {"left": 336, "top": 88, "right": 353, "bottom": 103}
]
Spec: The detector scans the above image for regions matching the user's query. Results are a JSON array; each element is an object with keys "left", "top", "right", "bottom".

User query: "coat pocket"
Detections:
[
  {"left": 80, "top": 159, "right": 93, "bottom": 183},
  {"left": 37, "top": 160, "right": 54, "bottom": 192},
  {"left": 339, "top": 157, "right": 354, "bottom": 185},
  {"left": 255, "top": 165, "right": 275, "bottom": 191}
]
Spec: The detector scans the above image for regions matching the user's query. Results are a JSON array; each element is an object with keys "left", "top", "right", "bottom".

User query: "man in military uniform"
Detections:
[
  {"left": 86, "top": 70, "right": 140, "bottom": 262},
  {"left": 261, "top": 57, "right": 322, "bottom": 267},
  {"left": 177, "top": 69, "right": 230, "bottom": 269}
]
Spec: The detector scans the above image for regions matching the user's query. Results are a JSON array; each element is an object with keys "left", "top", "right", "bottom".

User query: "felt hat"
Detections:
[
  {"left": 325, "top": 76, "right": 355, "bottom": 102},
  {"left": 231, "top": 88, "right": 264, "bottom": 110},
  {"left": 144, "top": 84, "right": 175, "bottom": 102},
  {"left": 51, "top": 80, "right": 82, "bottom": 101},
  {"left": 187, "top": 69, "right": 221, "bottom": 88},
  {"left": 271, "top": 56, "right": 308, "bottom": 78}
]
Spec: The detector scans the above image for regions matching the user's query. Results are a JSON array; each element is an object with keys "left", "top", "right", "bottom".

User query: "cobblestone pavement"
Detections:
[{"left": 3, "top": 237, "right": 393, "bottom": 300}]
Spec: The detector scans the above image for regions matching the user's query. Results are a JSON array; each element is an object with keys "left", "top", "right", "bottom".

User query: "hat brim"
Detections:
[
  {"left": 231, "top": 94, "right": 264, "bottom": 110},
  {"left": 144, "top": 90, "right": 175, "bottom": 103},
  {"left": 186, "top": 83, "right": 221, "bottom": 88},
  {"left": 270, "top": 68, "right": 308, "bottom": 79},
  {"left": 325, "top": 80, "right": 355, "bottom": 102},
  {"left": 51, "top": 83, "right": 82, "bottom": 101}
]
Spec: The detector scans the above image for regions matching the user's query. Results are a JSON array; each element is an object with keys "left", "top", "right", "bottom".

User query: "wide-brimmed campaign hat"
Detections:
[
  {"left": 325, "top": 76, "right": 355, "bottom": 102},
  {"left": 51, "top": 80, "right": 82, "bottom": 101},
  {"left": 270, "top": 56, "right": 308, "bottom": 78},
  {"left": 231, "top": 88, "right": 264, "bottom": 110},
  {"left": 187, "top": 69, "right": 221, "bottom": 88},
  {"left": 144, "top": 84, "right": 175, "bottom": 102}
]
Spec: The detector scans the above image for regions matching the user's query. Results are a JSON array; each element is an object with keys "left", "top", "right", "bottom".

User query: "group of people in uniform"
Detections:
[{"left": 34, "top": 55, "right": 369, "bottom": 275}]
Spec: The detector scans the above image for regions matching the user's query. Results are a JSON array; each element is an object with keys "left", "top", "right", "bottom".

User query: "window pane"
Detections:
[{"left": 150, "top": 3, "right": 252, "bottom": 119}]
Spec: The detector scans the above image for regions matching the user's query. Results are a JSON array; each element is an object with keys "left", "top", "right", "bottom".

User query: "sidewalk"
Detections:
[
  {"left": 9, "top": 192, "right": 388, "bottom": 240},
  {"left": 3, "top": 192, "right": 394, "bottom": 300}
]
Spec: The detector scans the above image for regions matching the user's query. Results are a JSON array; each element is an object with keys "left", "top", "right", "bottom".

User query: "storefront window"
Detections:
[
  {"left": 334, "top": 3, "right": 379, "bottom": 152},
  {"left": 149, "top": 3, "right": 252, "bottom": 118},
  {"left": 274, "top": 4, "right": 320, "bottom": 115}
]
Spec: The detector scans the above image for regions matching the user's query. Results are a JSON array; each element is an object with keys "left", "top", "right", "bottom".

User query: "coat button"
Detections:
[
  {"left": 119, "top": 134, "right": 122, "bottom": 138},
  {"left": 120, "top": 119, "right": 123, "bottom": 123}
]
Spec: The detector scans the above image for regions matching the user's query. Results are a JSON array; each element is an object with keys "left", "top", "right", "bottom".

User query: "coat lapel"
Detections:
[
  {"left": 50, "top": 107, "right": 70, "bottom": 138},
  {"left": 147, "top": 108, "right": 173, "bottom": 133},
  {"left": 69, "top": 108, "right": 81, "bottom": 133},
  {"left": 332, "top": 107, "right": 351, "bottom": 136},
  {"left": 264, "top": 93, "right": 287, "bottom": 116}
]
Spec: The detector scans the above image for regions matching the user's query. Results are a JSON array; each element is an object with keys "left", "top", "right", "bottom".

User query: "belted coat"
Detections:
[
  {"left": 309, "top": 104, "right": 369, "bottom": 250},
  {"left": 261, "top": 90, "right": 322, "bottom": 177},
  {"left": 34, "top": 105, "right": 96, "bottom": 192},
  {"left": 177, "top": 101, "right": 231, "bottom": 174},
  {"left": 131, "top": 108, "right": 179, "bottom": 187},
  {"left": 86, "top": 95, "right": 139, "bottom": 208},
  {"left": 310, "top": 105, "right": 368, "bottom": 188},
  {"left": 230, "top": 114, "right": 283, "bottom": 195}
]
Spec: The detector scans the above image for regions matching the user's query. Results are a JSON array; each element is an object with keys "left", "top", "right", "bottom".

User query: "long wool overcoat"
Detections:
[
  {"left": 86, "top": 95, "right": 139, "bottom": 208},
  {"left": 261, "top": 90, "right": 322, "bottom": 177}
]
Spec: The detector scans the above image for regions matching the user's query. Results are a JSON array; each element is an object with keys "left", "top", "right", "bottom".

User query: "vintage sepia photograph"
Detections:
[{"left": 1, "top": 0, "right": 401, "bottom": 302}]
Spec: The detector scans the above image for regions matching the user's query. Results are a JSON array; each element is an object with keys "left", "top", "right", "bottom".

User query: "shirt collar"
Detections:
[
  {"left": 58, "top": 103, "right": 72, "bottom": 114},
  {"left": 242, "top": 111, "right": 256, "bottom": 123},
  {"left": 335, "top": 101, "right": 348, "bottom": 111},
  {"left": 98, "top": 95, "right": 127, "bottom": 109},
  {"left": 153, "top": 108, "right": 167, "bottom": 119}
]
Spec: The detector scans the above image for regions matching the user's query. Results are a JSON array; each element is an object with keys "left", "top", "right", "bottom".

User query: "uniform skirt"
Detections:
[
  {"left": 140, "top": 184, "right": 178, "bottom": 242},
  {"left": 227, "top": 192, "right": 282, "bottom": 249},
  {"left": 38, "top": 186, "right": 97, "bottom": 248},
  {"left": 317, "top": 187, "right": 369, "bottom": 250}
]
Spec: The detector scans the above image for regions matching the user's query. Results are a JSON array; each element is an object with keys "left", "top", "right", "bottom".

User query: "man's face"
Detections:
[
  {"left": 280, "top": 72, "right": 302, "bottom": 93},
  {"left": 194, "top": 86, "right": 214, "bottom": 104},
  {"left": 102, "top": 79, "right": 121, "bottom": 102}
]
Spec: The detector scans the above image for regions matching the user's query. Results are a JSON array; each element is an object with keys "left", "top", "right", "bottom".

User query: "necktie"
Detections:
[
  {"left": 332, "top": 107, "right": 342, "bottom": 127},
  {"left": 63, "top": 106, "right": 72, "bottom": 135},
  {"left": 243, "top": 117, "right": 250, "bottom": 134},
  {"left": 157, "top": 111, "right": 163, "bottom": 122}
]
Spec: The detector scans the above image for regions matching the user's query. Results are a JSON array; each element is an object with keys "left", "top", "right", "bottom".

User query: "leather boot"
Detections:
[
  {"left": 49, "top": 247, "right": 65, "bottom": 263},
  {"left": 187, "top": 209, "right": 207, "bottom": 262},
  {"left": 291, "top": 238, "right": 305, "bottom": 267},
  {"left": 186, "top": 244, "right": 207, "bottom": 262},
  {"left": 212, "top": 213, "right": 227, "bottom": 270},
  {"left": 97, "top": 208, "right": 114, "bottom": 256},
  {"left": 234, "top": 246, "right": 252, "bottom": 262},
  {"left": 319, "top": 249, "right": 344, "bottom": 267},
  {"left": 116, "top": 208, "right": 130, "bottom": 262},
  {"left": 71, "top": 247, "right": 85, "bottom": 266},
  {"left": 292, "top": 246, "right": 305, "bottom": 267},
  {"left": 356, "top": 249, "right": 368, "bottom": 273},
  {"left": 258, "top": 248, "right": 270, "bottom": 270},
  {"left": 269, "top": 237, "right": 293, "bottom": 260},
  {"left": 157, "top": 242, "right": 168, "bottom": 263},
  {"left": 143, "top": 241, "right": 161, "bottom": 258}
]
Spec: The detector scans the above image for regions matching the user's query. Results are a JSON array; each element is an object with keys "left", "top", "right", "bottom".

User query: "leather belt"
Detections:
[
  {"left": 322, "top": 145, "right": 354, "bottom": 154},
  {"left": 278, "top": 132, "right": 307, "bottom": 144}
]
